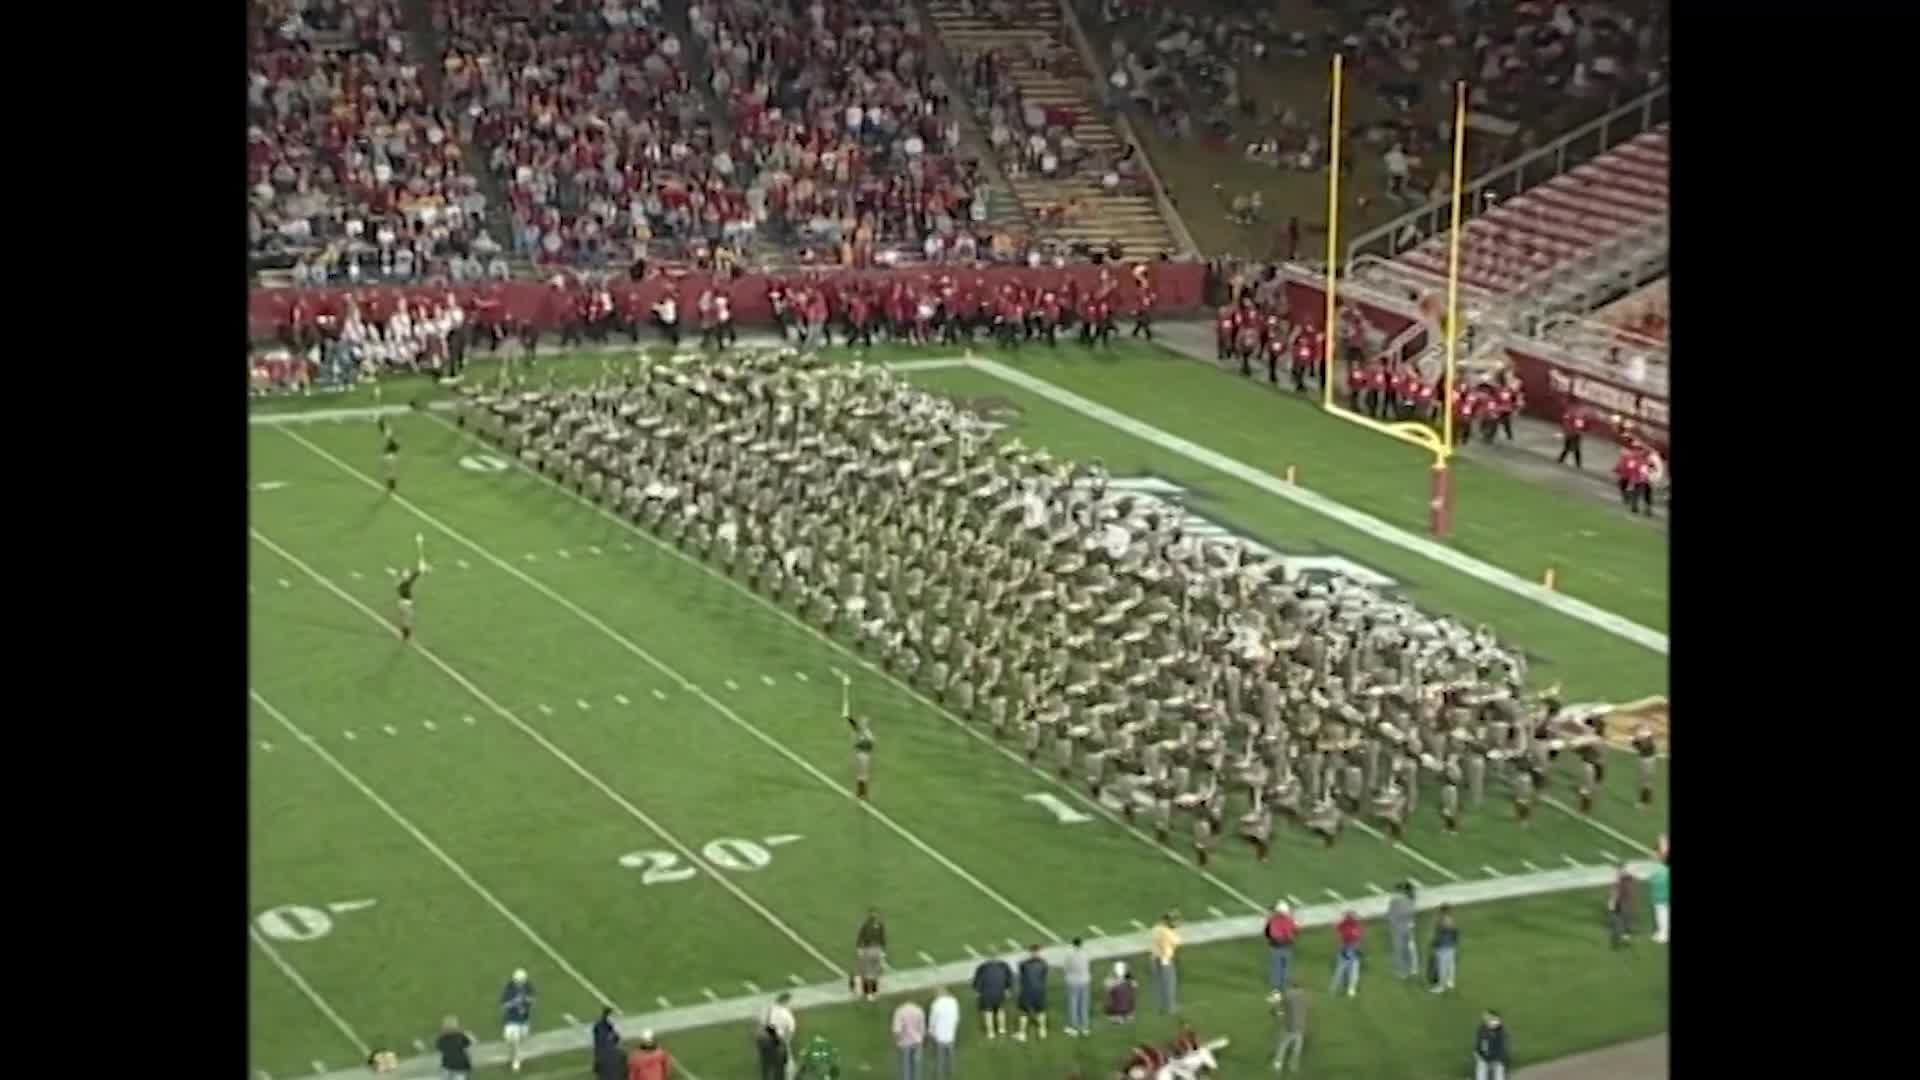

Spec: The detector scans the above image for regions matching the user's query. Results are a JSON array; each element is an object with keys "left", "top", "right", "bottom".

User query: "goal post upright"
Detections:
[{"left": 1317, "top": 62, "right": 1468, "bottom": 538}]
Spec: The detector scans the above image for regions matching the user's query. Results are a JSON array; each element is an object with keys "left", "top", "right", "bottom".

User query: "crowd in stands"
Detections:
[
  {"left": 249, "top": 0, "right": 501, "bottom": 286},
  {"left": 691, "top": 0, "right": 994, "bottom": 266}
]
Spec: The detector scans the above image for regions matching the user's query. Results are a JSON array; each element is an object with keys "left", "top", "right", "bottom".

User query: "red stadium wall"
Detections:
[
  {"left": 248, "top": 263, "right": 1207, "bottom": 342},
  {"left": 1277, "top": 270, "right": 1669, "bottom": 454}
]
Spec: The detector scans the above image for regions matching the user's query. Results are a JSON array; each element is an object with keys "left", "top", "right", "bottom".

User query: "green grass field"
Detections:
[{"left": 249, "top": 339, "right": 1668, "bottom": 1080}]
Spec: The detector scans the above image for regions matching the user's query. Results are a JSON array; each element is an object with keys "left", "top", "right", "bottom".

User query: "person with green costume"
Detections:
[
  {"left": 1649, "top": 860, "right": 1670, "bottom": 944},
  {"left": 794, "top": 1034, "right": 841, "bottom": 1079}
]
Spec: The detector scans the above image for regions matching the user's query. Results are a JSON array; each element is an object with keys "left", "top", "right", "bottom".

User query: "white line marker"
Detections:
[
  {"left": 422, "top": 720, "right": 437, "bottom": 731},
  {"left": 537, "top": 704, "right": 554, "bottom": 715},
  {"left": 1563, "top": 854, "right": 1584, "bottom": 868},
  {"left": 1541, "top": 795, "right": 1658, "bottom": 856},
  {"left": 251, "top": 924, "right": 369, "bottom": 1059},
  {"left": 1005, "top": 938, "right": 1023, "bottom": 951},
  {"left": 657, "top": 997, "right": 673, "bottom": 1010},
  {"left": 588, "top": 546, "right": 602, "bottom": 555},
  {"left": 1599, "top": 849, "right": 1622, "bottom": 863},
  {"left": 348, "top": 570, "right": 363, "bottom": 580},
  {"left": 411, "top": 1040, "right": 426, "bottom": 1053},
  {"left": 343, "top": 730, "right": 356, "bottom": 740},
  {"left": 328, "top": 899, "right": 377, "bottom": 914},
  {"left": 382, "top": 725, "right": 398, "bottom": 736},
  {"left": 1087, "top": 925, "right": 1106, "bottom": 936},
  {"left": 384, "top": 567, "right": 398, "bottom": 577},
  {"left": 761, "top": 674, "right": 777, "bottom": 686},
  {"left": 256, "top": 480, "right": 289, "bottom": 491},
  {"left": 1482, "top": 866, "right": 1503, "bottom": 879},
  {"left": 743, "top": 981, "right": 762, "bottom": 994},
  {"left": 1207, "top": 905, "right": 1228, "bottom": 919},
  {"left": 562, "top": 1013, "right": 580, "bottom": 1026},
  {"left": 794, "top": 671, "right": 809, "bottom": 682},
  {"left": 963, "top": 945, "right": 982, "bottom": 959},
  {"left": 724, "top": 679, "right": 740, "bottom": 691},
  {"left": 313, "top": 1062, "right": 327, "bottom": 1074},
  {"left": 652, "top": 689, "right": 668, "bottom": 701},
  {"left": 1366, "top": 883, "right": 1387, "bottom": 896},
  {"left": 277, "top": 578, "right": 291, "bottom": 589},
  {"left": 259, "top": 741, "right": 274, "bottom": 752},
  {"left": 557, "top": 549, "right": 571, "bottom": 559},
  {"left": 250, "top": 528, "right": 848, "bottom": 981},
  {"left": 1286, "top": 895, "right": 1305, "bottom": 909},
  {"left": 917, "top": 951, "right": 937, "bottom": 965},
  {"left": 1129, "top": 919, "right": 1147, "bottom": 931},
  {"left": 576, "top": 699, "right": 592, "bottom": 711},
  {"left": 1323, "top": 889, "right": 1344, "bottom": 901},
  {"left": 1521, "top": 860, "right": 1543, "bottom": 873},
  {"left": 701, "top": 989, "right": 720, "bottom": 1002},
  {"left": 456, "top": 559, "right": 470, "bottom": 570},
  {"left": 523, "top": 553, "right": 538, "bottom": 562},
  {"left": 463, "top": 715, "right": 477, "bottom": 725},
  {"left": 763, "top": 834, "right": 804, "bottom": 847},
  {"left": 614, "top": 694, "right": 630, "bottom": 706},
  {"left": 787, "top": 974, "right": 806, "bottom": 986}
]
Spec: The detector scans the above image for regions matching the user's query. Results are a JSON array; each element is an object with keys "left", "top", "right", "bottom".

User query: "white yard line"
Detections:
[
  {"left": 1345, "top": 818, "right": 1464, "bottom": 882},
  {"left": 966, "top": 358, "right": 1668, "bottom": 656},
  {"left": 250, "top": 689, "right": 621, "bottom": 1010},
  {"left": 421, "top": 410, "right": 1268, "bottom": 917},
  {"left": 251, "top": 529, "right": 849, "bottom": 980},
  {"left": 292, "top": 855, "right": 1651, "bottom": 1080},
  {"left": 249, "top": 926, "right": 371, "bottom": 1059},
  {"left": 280, "top": 425, "right": 1063, "bottom": 945},
  {"left": 1540, "top": 795, "right": 1658, "bottom": 856}
]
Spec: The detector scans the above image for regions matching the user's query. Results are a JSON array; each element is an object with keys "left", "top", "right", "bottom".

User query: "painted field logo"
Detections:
[{"left": 1104, "top": 475, "right": 1397, "bottom": 589}]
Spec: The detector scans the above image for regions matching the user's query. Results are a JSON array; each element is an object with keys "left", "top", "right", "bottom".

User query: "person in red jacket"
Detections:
[
  {"left": 1330, "top": 911, "right": 1364, "bottom": 997},
  {"left": 1615, "top": 446, "right": 1648, "bottom": 514},
  {"left": 1365, "top": 361, "right": 1391, "bottom": 418},
  {"left": 1345, "top": 355, "right": 1370, "bottom": 409},
  {"left": 1265, "top": 901, "right": 1299, "bottom": 990},
  {"left": 626, "top": 1030, "right": 676, "bottom": 1080},
  {"left": 1491, "top": 376, "right": 1522, "bottom": 440},
  {"left": 1215, "top": 305, "right": 1238, "bottom": 360},
  {"left": 1558, "top": 403, "right": 1591, "bottom": 467},
  {"left": 1289, "top": 323, "right": 1314, "bottom": 392}
]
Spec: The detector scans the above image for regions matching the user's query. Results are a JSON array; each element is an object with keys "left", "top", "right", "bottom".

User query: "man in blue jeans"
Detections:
[{"left": 1264, "top": 901, "right": 1298, "bottom": 991}]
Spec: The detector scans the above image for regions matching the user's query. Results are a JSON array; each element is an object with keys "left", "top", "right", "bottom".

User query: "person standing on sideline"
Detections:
[
  {"left": 1387, "top": 883, "right": 1420, "bottom": 980},
  {"left": 1015, "top": 944, "right": 1050, "bottom": 1041},
  {"left": 436, "top": 1016, "right": 474, "bottom": 1080},
  {"left": 1557, "top": 404, "right": 1589, "bottom": 467},
  {"left": 1649, "top": 859, "right": 1671, "bottom": 944},
  {"left": 1430, "top": 905, "right": 1461, "bottom": 993},
  {"left": 593, "top": 1008, "right": 624, "bottom": 1080},
  {"left": 1150, "top": 912, "right": 1182, "bottom": 1013},
  {"left": 1270, "top": 985, "right": 1307, "bottom": 1074},
  {"left": 755, "top": 1024, "right": 788, "bottom": 1080},
  {"left": 855, "top": 909, "right": 888, "bottom": 1000},
  {"left": 1608, "top": 868, "right": 1637, "bottom": 949},
  {"left": 1329, "top": 911, "right": 1363, "bottom": 997},
  {"left": 762, "top": 993, "right": 798, "bottom": 1079},
  {"left": 500, "top": 969, "right": 536, "bottom": 1073},
  {"left": 1265, "top": 901, "right": 1298, "bottom": 991},
  {"left": 891, "top": 997, "right": 926, "bottom": 1080},
  {"left": 1473, "top": 1011, "right": 1510, "bottom": 1080},
  {"left": 971, "top": 952, "right": 1014, "bottom": 1039},
  {"left": 626, "top": 1030, "right": 675, "bottom": 1080},
  {"left": 1062, "top": 938, "right": 1093, "bottom": 1036},
  {"left": 926, "top": 986, "right": 959, "bottom": 1079}
]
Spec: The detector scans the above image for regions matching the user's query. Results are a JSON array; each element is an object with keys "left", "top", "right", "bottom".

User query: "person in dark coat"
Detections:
[
  {"left": 592, "top": 1007, "right": 623, "bottom": 1080},
  {"left": 755, "top": 1022, "right": 788, "bottom": 1080},
  {"left": 1473, "top": 1010, "right": 1509, "bottom": 1080}
]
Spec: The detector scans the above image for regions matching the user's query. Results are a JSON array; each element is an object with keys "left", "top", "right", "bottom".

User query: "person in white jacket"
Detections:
[{"left": 926, "top": 987, "right": 959, "bottom": 1080}]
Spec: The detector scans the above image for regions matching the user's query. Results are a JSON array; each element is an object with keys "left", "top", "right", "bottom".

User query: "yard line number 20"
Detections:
[{"left": 619, "top": 835, "right": 799, "bottom": 886}]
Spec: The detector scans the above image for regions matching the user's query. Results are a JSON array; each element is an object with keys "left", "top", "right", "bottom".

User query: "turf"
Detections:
[{"left": 248, "top": 341, "right": 1667, "bottom": 1079}]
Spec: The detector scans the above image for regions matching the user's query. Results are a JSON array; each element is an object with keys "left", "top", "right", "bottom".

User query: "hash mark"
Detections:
[
  {"left": 652, "top": 689, "right": 668, "bottom": 701},
  {"left": 258, "top": 741, "right": 274, "bottom": 752},
  {"left": 311, "top": 1063, "right": 327, "bottom": 1075},
  {"left": 1322, "top": 889, "right": 1344, "bottom": 901},
  {"left": 562, "top": 1013, "right": 580, "bottom": 1026},
  {"left": 1482, "top": 866, "right": 1503, "bottom": 878},
  {"left": 1563, "top": 854, "right": 1585, "bottom": 868},
  {"left": 1599, "top": 849, "right": 1622, "bottom": 863},
  {"left": 422, "top": 720, "right": 437, "bottom": 731},
  {"left": 1366, "top": 883, "right": 1387, "bottom": 896},
  {"left": 794, "top": 671, "right": 810, "bottom": 682},
  {"left": 588, "top": 546, "right": 602, "bottom": 555},
  {"left": 917, "top": 951, "right": 937, "bottom": 965},
  {"left": 1207, "top": 905, "right": 1227, "bottom": 919},
  {"left": 963, "top": 944, "right": 982, "bottom": 959},
  {"left": 1087, "top": 924, "right": 1106, "bottom": 936},
  {"left": 537, "top": 704, "right": 554, "bottom": 715},
  {"left": 381, "top": 725, "right": 398, "bottom": 736},
  {"left": 614, "top": 694, "right": 630, "bottom": 706},
  {"left": 1286, "top": 895, "right": 1305, "bottom": 909},
  {"left": 411, "top": 1039, "right": 426, "bottom": 1052},
  {"left": 1129, "top": 919, "right": 1146, "bottom": 931},
  {"left": 787, "top": 974, "right": 805, "bottom": 986},
  {"left": 656, "top": 996, "right": 672, "bottom": 1009},
  {"left": 463, "top": 715, "right": 476, "bottom": 725},
  {"left": 621, "top": 542, "right": 634, "bottom": 551},
  {"left": 523, "top": 553, "right": 538, "bottom": 562},
  {"left": 761, "top": 674, "right": 777, "bottom": 686},
  {"left": 1521, "top": 860, "right": 1543, "bottom": 872},
  {"left": 557, "top": 549, "right": 571, "bottom": 559},
  {"left": 384, "top": 567, "right": 398, "bottom": 577},
  {"left": 343, "top": 730, "right": 356, "bottom": 740},
  {"left": 1005, "top": 938, "right": 1023, "bottom": 951},
  {"left": 725, "top": 679, "right": 740, "bottom": 691},
  {"left": 576, "top": 699, "right": 592, "bottom": 710},
  {"left": 744, "top": 981, "right": 762, "bottom": 994},
  {"left": 277, "top": 578, "right": 291, "bottom": 589},
  {"left": 348, "top": 571, "right": 363, "bottom": 580},
  {"left": 702, "top": 988, "right": 720, "bottom": 1002}
]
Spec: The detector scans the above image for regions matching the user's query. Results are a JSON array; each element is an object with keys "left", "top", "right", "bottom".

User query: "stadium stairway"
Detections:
[
  {"left": 1360, "top": 126, "right": 1669, "bottom": 314},
  {"left": 926, "top": 0, "right": 1179, "bottom": 259}
]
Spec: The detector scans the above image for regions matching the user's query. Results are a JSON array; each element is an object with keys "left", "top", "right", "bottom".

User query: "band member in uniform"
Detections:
[
  {"left": 1632, "top": 726, "right": 1659, "bottom": 808},
  {"left": 1191, "top": 806, "right": 1216, "bottom": 867},
  {"left": 1558, "top": 403, "right": 1590, "bottom": 467},
  {"left": 652, "top": 294, "right": 680, "bottom": 347},
  {"left": 848, "top": 712, "right": 877, "bottom": 800},
  {"left": 396, "top": 559, "right": 424, "bottom": 641},
  {"left": 1439, "top": 767, "right": 1461, "bottom": 834},
  {"left": 1576, "top": 753, "right": 1599, "bottom": 815},
  {"left": 380, "top": 419, "right": 401, "bottom": 493},
  {"left": 1130, "top": 285, "right": 1156, "bottom": 340},
  {"left": 1491, "top": 377, "right": 1521, "bottom": 440},
  {"left": 1511, "top": 765, "right": 1534, "bottom": 825},
  {"left": 854, "top": 909, "right": 886, "bottom": 1000}
]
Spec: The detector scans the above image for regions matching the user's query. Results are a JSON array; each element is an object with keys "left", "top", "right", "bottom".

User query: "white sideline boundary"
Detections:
[
  {"left": 307, "top": 860, "right": 1654, "bottom": 1080},
  {"left": 961, "top": 358, "right": 1668, "bottom": 657}
]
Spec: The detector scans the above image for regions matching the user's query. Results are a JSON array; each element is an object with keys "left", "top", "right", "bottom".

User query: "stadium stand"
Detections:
[
  {"left": 249, "top": 0, "right": 500, "bottom": 286},
  {"left": 934, "top": 0, "right": 1185, "bottom": 259}
]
